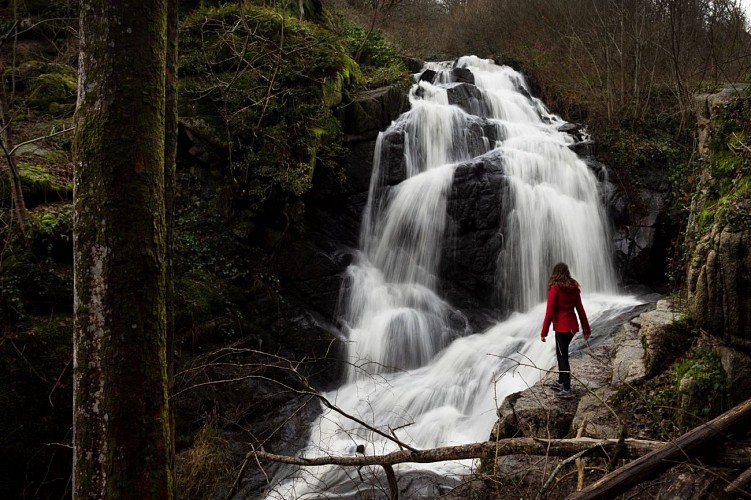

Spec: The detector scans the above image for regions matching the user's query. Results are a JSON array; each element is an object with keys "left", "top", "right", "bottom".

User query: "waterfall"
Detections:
[{"left": 266, "top": 56, "right": 640, "bottom": 499}]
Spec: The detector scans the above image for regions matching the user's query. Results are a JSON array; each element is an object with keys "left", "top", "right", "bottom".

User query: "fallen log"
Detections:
[
  {"left": 568, "top": 397, "right": 751, "bottom": 499},
  {"left": 251, "top": 436, "right": 751, "bottom": 469}
]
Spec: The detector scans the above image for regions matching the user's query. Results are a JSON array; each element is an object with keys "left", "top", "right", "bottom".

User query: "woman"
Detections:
[{"left": 540, "top": 262, "right": 591, "bottom": 398}]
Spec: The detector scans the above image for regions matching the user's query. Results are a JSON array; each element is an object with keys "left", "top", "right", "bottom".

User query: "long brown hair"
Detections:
[{"left": 547, "top": 262, "right": 580, "bottom": 289}]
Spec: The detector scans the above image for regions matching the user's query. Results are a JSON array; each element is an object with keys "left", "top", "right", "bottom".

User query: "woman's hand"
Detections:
[{"left": 540, "top": 334, "right": 547, "bottom": 342}]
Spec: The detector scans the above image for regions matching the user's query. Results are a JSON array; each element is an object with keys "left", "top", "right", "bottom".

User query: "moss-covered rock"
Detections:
[
  {"left": 178, "top": 4, "right": 367, "bottom": 208},
  {"left": 27, "top": 72, "right": 77, "bottom": 114},
  {"left": 687, "top": 88, "right": 751, "bottom": 345},
  {"left": 1, "top": 202, "right": 73, "bottom": 323},
  {"left": 0, "top": 163, "right": 72, "bottom": 207}
]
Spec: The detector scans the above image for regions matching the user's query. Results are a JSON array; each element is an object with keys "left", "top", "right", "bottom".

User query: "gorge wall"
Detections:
[{"left": 687, "top": 85, "right": 751, "bottom": 405}]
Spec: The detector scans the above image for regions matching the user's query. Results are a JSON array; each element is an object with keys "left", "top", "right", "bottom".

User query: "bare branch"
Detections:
[
  {"left": 251, "top": 437, "right": 658, "bottom": 467},
  {"left": 8, "top": 126, "right": 75, "bottom": 157}
]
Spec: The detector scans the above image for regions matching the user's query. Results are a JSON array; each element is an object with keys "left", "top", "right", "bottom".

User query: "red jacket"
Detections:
[{"left": 541, "top": 285, "right": 591, "bottom": 337}]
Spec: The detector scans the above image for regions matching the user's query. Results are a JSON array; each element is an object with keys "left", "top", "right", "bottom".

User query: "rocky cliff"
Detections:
[{"left": 686, "top": 85, "right": 751, "bottom": 406}]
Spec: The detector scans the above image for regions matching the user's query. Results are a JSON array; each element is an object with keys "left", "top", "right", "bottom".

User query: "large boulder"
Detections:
[
  {"left": 687, "top": 227, "right": 751, "bottom": 342},
  {"left": 441, "top": 153, "right": 507, "bottom": 326},
  {"left": 342, "top": 86, "right": 408, "bottom": 141},
  {"left": 686, "top": 87, "right": 751, "bottom": 346}
]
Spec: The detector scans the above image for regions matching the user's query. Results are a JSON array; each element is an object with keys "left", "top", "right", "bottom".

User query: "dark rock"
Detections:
[
  {"left": 452, "top": 66, "right": 475, "bottom": 85},
  {"left": 418, "top": 68, "right": 437, "bottom": 84},
  {"left": 612, "top": 186, "right": 671, "bottom": 286},
  {"left": 557, "top": 122, "right": 586, "bottom": 142},
  {"left": 688, "top": 227, "right": 751, "bottom": 342},
  {"left": 375, "top": 124, "right": 409, "bottom": 186},
  {"left": 718, "top": 346, "right": 751, "bottom": 406},
  {"left": 441, "top": 154, "right": 507, "bottom": 324},
  {"left": 445, "top": 82, "right": 491, "bottom": 117},
  {"left": 493, "top": 385, "right": 578, "bottom": 439},
  {"left": 343, "top": 86, "right": 408, "bottom": 140},
  {"left": 404, "top": 57, "right": 425, "bottom": 74},
  {"left": 569, "top": 139, "right": 594, "bottom": 156}
]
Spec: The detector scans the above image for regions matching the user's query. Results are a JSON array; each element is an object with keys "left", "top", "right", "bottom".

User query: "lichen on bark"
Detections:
[{"left": 73, "top": 0, "right": 173, "bottom": 498}]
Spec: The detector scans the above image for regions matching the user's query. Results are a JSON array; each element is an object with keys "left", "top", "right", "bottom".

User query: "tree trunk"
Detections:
[
  {"left": 72, "top": 0, "right": 171, "bottom": 498},
  {"left": 569, "top": 397, "right": 751, "bottom": 499},
  {"left": 0, "top": 82, "right": 29, "bottom": 235},
  {"left": 165, "top": 0, "right": 179, "bottom": 488}
]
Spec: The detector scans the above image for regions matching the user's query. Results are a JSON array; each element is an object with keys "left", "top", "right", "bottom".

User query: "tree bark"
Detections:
[
  {"left": 72, "top": 0, "right": 171, "bottom": 498},
  {"left": 165, "top": 0, "right": 179, "bottom": 488},
  {"left": 0, "top": 81, "right": 29, "bottom": 235},
  {"left": 569, "top": 397, "right": 751, "bottom": 499}
]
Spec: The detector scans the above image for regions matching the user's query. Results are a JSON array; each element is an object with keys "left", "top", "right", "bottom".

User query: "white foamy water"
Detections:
[{"left": 265, "top": 56, "right": 642, "bottom": 499}]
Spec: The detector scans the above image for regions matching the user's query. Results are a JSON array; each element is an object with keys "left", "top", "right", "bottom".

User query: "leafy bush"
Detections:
[
  {"left": 695, "top": 99, "right": 751, "bottom": 232},
  {"left": 0, "top": 203, "right": 73, "bottom": 323},
  {"left": 340, "top": 20, "right": 411, "bottom": 89},
  {"left": 671, "top": 346, "right": 727, "bottom": 418},
  {"left": 179, "top": 4, "right": 359, "bottom": 209}
]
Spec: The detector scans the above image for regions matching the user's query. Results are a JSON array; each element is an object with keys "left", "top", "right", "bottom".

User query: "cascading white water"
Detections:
[{"left": 266, "top": 56, "right": 641, "bottom": 499}]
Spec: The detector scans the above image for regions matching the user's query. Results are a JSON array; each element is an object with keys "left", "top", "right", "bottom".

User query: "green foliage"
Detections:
[
  {"left": 693, "top": 99, "right": 751, "bottom": 233},
  {"left": 340, "top": 20, "right": 410, "bottom": 89},
  {"left": 176, "top": 270, "right": 225, "bottom": 325},
  {"left": 179, "top": 4, "right": 357, "bottom": 208},
  {"left": 644, "top": 315, "right": 698, "bottom": 378},
  {"left": 671, "top": 346, "right": 727, "bottom": 417},
  {"left": 342, "top": 21, "right": 401, "bottom": 67},
  {"left": 617, "top": 332, "right": 727, "bottom": 440},
  {"left": 27, "top": 72, "right": 77, "bottom": 114},
  {"left": 0, "top": 163, "right": 72, "bottom": 206},
  {"left": 596, "top": 116, "right": 694, "bottom": 197},
  {"left": 0, "top": 203, "right": 73, "bottom": 323}
]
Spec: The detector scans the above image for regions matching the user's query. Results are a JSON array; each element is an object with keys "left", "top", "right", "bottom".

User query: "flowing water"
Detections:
[{"left": 266, "top": 56, "right": 643, "bottom": 499}]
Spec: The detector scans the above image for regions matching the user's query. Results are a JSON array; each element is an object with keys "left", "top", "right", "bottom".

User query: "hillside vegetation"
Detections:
[{"left": 1, "top": 0, "right": 750, "bottom": 499}]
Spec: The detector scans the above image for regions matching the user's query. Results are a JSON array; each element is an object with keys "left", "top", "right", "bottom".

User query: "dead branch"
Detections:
[
  {"left": 250, "top": 438, "right": 664, "bottom": 467},
  {"left": 569, "top": 397, "right": 751, "bottom": 499},
  {"left": 725, "top": 465, "right": 751, "bottom": 494},
  {"left": 249, "top": 437, "right": 751, "bottom": 469}
]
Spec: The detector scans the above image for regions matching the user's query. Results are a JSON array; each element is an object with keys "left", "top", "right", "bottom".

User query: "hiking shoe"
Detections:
[
  {"left": 554, "top": 389, "right": 573, "bottom": 399},
  {"left": 545, "top": 380, "right": 564, "bottom": 390}
]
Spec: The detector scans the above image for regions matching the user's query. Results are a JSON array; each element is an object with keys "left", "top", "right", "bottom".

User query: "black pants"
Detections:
[{"left": 555, "top": 331, "right": 575, "bottom": 390}]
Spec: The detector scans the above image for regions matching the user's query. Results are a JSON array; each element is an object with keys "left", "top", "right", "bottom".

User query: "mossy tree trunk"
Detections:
[
  {"left": 72, "top": 0, "right": 172, "bottom": 498},
  {"left": 165, "top": 0, "right": 178, "bottom": 487}
]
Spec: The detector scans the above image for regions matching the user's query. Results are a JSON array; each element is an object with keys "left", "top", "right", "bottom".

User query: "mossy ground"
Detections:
[{"left": 694, "top": 98, "right": 751, "bottom": 234}]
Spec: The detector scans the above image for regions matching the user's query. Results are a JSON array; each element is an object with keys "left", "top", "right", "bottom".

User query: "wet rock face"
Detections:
[
  {"left": 687, "top": 87, "right": 751, "bottom": 344},
  {"left": 441, "top": 155, "right": 507, "bottom": 326},
  {"left": 687, "top": 227, "right": 751, "bottom": 342}
]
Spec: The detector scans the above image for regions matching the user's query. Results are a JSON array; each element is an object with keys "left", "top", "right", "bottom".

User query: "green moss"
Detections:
[
  {"left": 0, "top": 163, "right": 72, "bottom": 206},
  {"left": 713, "top": 151, "right": 739, "bottom": 176},
  {"left": 672, "top": 346, "right": 727, "bottom": 417},
  {"left": 644, "top": 315, "right": 697, "bottom": 378},
  {"left": 179, "top": 3, "right": 362, "bottom": 208},
  {"left": 691, "top": 96, "right": 751, "bottom": 235},
  {"left": 27, "top": 73, "right": 78, "bottom": 113},
  {"left": 33, "top": 202, "right": 73, "bottom": 238},
  {"left": 177, "top": 270, "right": 223, "bottom": 324}
]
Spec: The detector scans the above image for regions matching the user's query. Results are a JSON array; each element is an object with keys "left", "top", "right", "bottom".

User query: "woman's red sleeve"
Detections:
[
  {"left": 541, "top": 287, "right": 557, "bottom": 337},
  {"left": 576, "top": 292, "right": 591, "bottom": 335}
]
